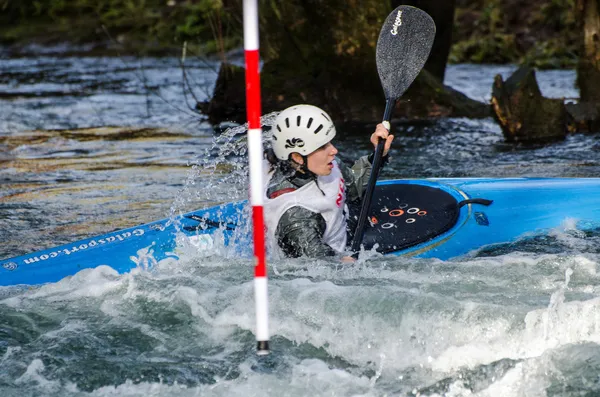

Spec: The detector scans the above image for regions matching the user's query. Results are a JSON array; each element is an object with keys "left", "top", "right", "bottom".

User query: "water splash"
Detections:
[
  {"left": 164, "top": 112, "right": 278, "bottom": 261},
  {"left": 169, "top": 112, "right": 277, "bottom": 212}
]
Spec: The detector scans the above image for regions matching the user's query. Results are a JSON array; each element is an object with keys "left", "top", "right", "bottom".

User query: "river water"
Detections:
[{"left": 1, "top": 54, "right": 600, "bottom": 396}]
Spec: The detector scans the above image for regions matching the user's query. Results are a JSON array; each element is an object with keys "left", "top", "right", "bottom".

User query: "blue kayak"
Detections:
[{"left": 2, "top": 177, "right": 600, "bottom": 286}]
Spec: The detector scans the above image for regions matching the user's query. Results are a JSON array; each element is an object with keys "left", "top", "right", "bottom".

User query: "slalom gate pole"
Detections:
[{"left": 243, "top": 0, "right": 270, "bottom": 355}]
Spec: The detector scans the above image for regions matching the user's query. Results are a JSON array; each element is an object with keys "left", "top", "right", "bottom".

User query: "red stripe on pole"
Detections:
[
  {"left": 252, "top": 205, "right": 267, "bottom": 277},
  {"left": 244, "top": 49, "right": 262, "bottom": 129}
]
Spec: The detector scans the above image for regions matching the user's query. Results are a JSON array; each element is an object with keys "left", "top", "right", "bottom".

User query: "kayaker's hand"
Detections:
[
  {"left": 370, "top": 123, "right": 394, "bottom": 157},
  {"left": 341, "top": 255, "right": 356, "bottom": 263}
]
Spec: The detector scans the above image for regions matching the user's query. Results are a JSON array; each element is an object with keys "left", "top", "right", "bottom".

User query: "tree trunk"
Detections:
[
  {"left": 201, "top": 0, "right": 485, "bottom": 124},
  {"left": 391, "top": 0, "right": 455, "bottom": 81},
  {"left": 491, "top": 66, "right": 567, "bottom": 142},
  {"left": 577, "top": 0, "right": 600, "bottom": 102}
]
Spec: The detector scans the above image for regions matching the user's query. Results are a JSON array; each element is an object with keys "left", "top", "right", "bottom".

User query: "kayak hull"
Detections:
[{"left": 2, "top": 178, "right": 600, "bottom": 286}]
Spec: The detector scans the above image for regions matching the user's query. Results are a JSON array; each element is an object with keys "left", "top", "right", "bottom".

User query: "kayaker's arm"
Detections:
[
  {"left": 275, "top": 206, "right": 338, "bottom": 258},
  {"left": 340, "top": 154, "right": 390, "bottom": 202}
]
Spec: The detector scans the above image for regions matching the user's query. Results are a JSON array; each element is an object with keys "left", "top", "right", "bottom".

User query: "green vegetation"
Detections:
[
  {"left": 0, "top": 0, "right": 241, "bottom": 55},
  {"left": 451, "top": 0, "right": 579, "bottom": 68},
  {"left": 0, "top": 0, "right": 582, "bottom": 66}
]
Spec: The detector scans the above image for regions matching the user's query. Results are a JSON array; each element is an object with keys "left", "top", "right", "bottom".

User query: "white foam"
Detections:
[
  {"left": 430, "top": 263, "right": 600, "bottom": 375},
  {"left": 14, "top": 359, "right": 79, "bottom": 393},
  {"left": 1, "top": 265, "right": 124, "bottom": 307},
  {"left": 78, "top": 357, "right": 376, "bottom": 397},
  {"left": 3, "top": 237, "right": 599, "bottom": 396},
  {"left": 443, "top": 361, "right": 550, "bottom": 397},
  {"left": 1, "top": 346, "right": 21, "bottom": 364}
]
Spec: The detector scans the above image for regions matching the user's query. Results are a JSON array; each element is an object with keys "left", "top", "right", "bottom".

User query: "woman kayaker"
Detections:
[{"left": 263, "top": 104, "right": 394, "bottom": 259}]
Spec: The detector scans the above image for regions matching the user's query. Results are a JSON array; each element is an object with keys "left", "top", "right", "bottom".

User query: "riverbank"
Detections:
[
  {"left": 0, "top": 0, "right": 579, "bottom": 67},
  {"left": 0, "top": 0, "right": 238, "bottom": 57},
  {"left": 452, "top": 0, "right": 578, "bottom": 68}
]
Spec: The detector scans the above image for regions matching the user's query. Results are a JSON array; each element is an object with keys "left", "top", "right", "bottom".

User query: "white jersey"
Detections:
[{"left": 263, "top": 160, "right": 348, "bottom": 254}]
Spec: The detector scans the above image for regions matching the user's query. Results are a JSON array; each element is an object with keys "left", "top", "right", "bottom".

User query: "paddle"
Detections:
[{"left": 350, "top": 5, "right": 436, "bottom": 255}]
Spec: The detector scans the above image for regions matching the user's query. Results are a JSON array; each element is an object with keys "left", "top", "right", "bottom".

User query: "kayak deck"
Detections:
[{"left": 2, "top": 178, "right": 600, "bottom": 286}]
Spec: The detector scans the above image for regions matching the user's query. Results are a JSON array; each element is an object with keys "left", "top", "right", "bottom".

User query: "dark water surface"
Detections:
[{"left": 1, "top": 55, "right": 600, "bottom": 396}]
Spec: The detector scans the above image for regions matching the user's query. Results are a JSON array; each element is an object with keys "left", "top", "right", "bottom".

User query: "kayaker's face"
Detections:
[{"left": 306, "top": 141, "right": 338, "bottom": 176}]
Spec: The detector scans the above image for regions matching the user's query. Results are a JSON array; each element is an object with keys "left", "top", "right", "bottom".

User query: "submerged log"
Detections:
[
  {"left": 197, "top": 60, "right": 381, "bottom": 125},
  {"left": 197, "top": 63, "right": 246, "bottom": 126},
  {"left": 491, "top": 66, "right": 567, "bottom": 142},
  {"left": 199, "top": 0, "right": 486, "bottom": 125},
  {"left": 400, "top": 69, "right": 489, "bottom": 118},
  {"left": 200, "top": 62, "right": 489, "bottom": 125},
  {"left": 565, "top": 101, "right": 600, "bottom": 133}
]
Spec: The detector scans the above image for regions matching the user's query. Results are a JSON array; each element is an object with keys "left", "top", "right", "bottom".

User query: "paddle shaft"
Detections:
[{"left": 350, "top": 98, "right": 396, "bottom": 254}]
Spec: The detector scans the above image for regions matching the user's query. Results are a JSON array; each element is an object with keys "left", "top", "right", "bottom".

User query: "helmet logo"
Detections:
[{"left": 285, "top": 138, "right": 305, "bottom": 149}]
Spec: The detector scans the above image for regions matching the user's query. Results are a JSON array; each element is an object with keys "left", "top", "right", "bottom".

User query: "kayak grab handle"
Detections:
[
  {"left": 458, "top": 198, "right": 493, "bottom": 208},
  {"left": 183, "top": 215, "right": 237, "bottom": 231}
]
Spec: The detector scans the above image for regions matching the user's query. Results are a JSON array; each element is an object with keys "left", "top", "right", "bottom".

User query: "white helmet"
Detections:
[{"left": 271, "top": 104, "right": 336, "bottom": 160}]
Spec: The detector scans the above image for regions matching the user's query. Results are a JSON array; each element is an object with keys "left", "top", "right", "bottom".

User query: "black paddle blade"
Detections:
[{"left": 376, "top": 5, "right": 436, "bottom": 100}]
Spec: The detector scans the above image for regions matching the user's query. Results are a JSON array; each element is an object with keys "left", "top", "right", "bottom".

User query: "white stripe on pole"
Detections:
[
  {"left": 247, "top": 128, "right": 264, "bottom": 205},
  {"left": 243, "top": 0, "right": 259, "bottom": 50},
  {"left": 254, "top": 277, "right": 269, "bottom": 345}
]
